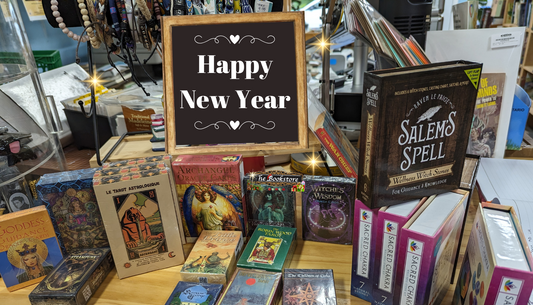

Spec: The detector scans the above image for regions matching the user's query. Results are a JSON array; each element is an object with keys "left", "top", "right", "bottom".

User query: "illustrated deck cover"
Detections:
[
  {"left": 172, "top": 155, "right": 245, "bottom": 243},
  {"left": 92, "top": 167, "right": 185, "bottom": 279},
  {"left": 0, "top": 206, "right": 63, "bottom": 292},
  {"left": 236, "top": 225, "right": 296, "bottom": 273},
  {"left": 217, "top": 268, "right": 282, "bottom": 305},
  {"left": 358, "top": 60, "right": 482, "bottom": 208},
  {"left": 283, "top": 269, "right": 336, "bottom": 305},
  {"left": 302, "top": 175, "right": 356, "bottom": 244},
  {"left": 243, "top": 171, "right": 301, "bottom": 234},
  {"left": 36, "top": 168, "right": 109, "bottom": 255},
  {"left": 165, "top": 281, "right": 224, "bottom": 305},
  {"left": 29, "top": 248, "right": 113, "bottom": 305},
  {"left": 180, "top": 230, "right": 243, "bottom": 285}
]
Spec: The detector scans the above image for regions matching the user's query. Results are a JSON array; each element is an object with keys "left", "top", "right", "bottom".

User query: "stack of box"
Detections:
[{"left": 150, "top": 114, "right": 165, "bottom": 152}]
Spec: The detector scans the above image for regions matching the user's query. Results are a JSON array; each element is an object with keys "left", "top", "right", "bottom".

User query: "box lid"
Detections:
[{"left": 37, "top": 168, "right": 100, "bottom": 186}]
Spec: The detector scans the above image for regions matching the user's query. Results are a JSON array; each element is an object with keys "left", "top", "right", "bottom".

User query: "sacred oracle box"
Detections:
[
  {"left": 216, "top": 268, "right": 282, "bottom": 305},
  {"left": 358, "top": 60, "right": 482, "bottom": 208},
  {"left": 283, "top": 269, "right": 337, "bottom": 305},
  {"left": 36, "top": 168, "right": 109, "bottom": 255},
  {"left": 92, "top": 167, "right": 185, "bottom": 279},
  {"left": 102, "top": 154, "right": 173, "bottom": 168},
  {"left": 243, "top": 171, "right": 301, "bottom": 234},
  {"left": 0, "top": 206, "right": 63, "bottom": 292},
  {"left": 301, "top": 175, "right": 356, "bottom": 244},
  {"left": 236, "top": 225, "right": 296, "bottom": 273},
  {"left": 172, "top": 155, "right": 245, "bottom": 243},
  {"left": 453, "top": 203, "right": 533, "bottom": 305},
  {"left": 180, "top": 230, "right": 243, "bottom": 285},
  {"left": 28, "top": 248, "right": 114, "bottom": 305},
  {"left": 165, "top": 281, "right": 224, "bottom": 305}
]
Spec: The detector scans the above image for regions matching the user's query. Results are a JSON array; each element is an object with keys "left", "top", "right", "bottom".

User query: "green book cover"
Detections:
[{"left": 237, "top": 225, "right": 296, "bottom": 272}]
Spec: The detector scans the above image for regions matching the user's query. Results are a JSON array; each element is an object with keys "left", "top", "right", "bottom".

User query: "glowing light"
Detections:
[{"left": 312, "top": 35, "right": 335, "bottom": 52}]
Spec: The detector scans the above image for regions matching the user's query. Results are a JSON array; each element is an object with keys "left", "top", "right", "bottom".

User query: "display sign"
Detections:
[{"left": 162, "top": 12, "right": 307, "bottom": 154}]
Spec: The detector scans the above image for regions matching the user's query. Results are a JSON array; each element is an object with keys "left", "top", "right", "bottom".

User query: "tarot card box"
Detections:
[
  {"left": 236, "top": 225, "right": 296, "bottom": 273},
  {"left": 180, "top": 230, "right": 243, "bottom": 285},
  {"left": 0, "top": 206, "right": 63, "bottom": 292},
  {"left": 36, "top": 168, "right": 109, "bottom": 255},
  {"left": 165, "top": 281, "right": 224, "bottom": 305},
  {"left": 283, "top": 269, "right": 336, "bottom": 305},
  {"left": 92, "top": 167, "right": 186, "bottom": 279},
  {"left": 217, "top": 268, "right": 282, "bottom": 305},
  {"left": 172, "top": 155, "right": 245, "bottom": 243},
  {"left": 302, "top": 175, "right": 356, "bottom": 244},
  {"left": 102, "top": 154, "right": 173, "bottom": 169},
  {"left": 29, "top": 248, "right": 113, "bottom": 305}
]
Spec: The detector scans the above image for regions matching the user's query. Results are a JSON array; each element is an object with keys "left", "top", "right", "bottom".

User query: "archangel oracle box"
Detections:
[
  {"left": 36, "top": 168, "right": 109, "bottom": 255},
  {"left": 28, "top": 248, "right": 113, "bottom": 305},
  {"left": 217, "top": 268, "right": 282, "bottom": 305},
  {"left": 395, "top": 190, "right": 468, "bottom": 305},
  {"left": 351, "top": 200, "right": 378, "bottom": 302},
  {"left": 358, "top": 60, "right": 482, "bottom": 208},
  {"left": 180, "top": 230, "right": 243, "bottom": 285},
  {"left": 283, "top": 269, "right": 337, "bottom": 305},
  {"left": 237, "top": 225, "right": 296, "bottom": 273},
  {"left": 165, "top": 282, "right": 224, "bottom": 305},
  {"left": 372, "top": 198, "right": 426, "bottom": 305},
  {"left": 243, "top": 171, "right": 301, "bottom": 233},
  {"left": 452, "top": 203, "right": 533, "bottom": 305},
  {"left": 301, "top": 175, "right": 356, "bottom": 244},
  {"left": 172, "top": 155, "right": 245, "bottom": 243},
  {"left": 92, "top": 167, "right": 186, "bottom": 279},
  {"left": 0, "top": 206, "right": 63, "bottom": 292}
]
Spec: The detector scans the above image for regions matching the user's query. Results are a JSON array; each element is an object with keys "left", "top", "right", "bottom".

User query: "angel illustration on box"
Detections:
[{"left": 182, "top": 185, "right": 244, "bottom": 237}]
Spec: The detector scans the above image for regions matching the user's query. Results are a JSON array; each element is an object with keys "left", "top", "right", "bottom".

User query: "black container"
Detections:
[{"left": 64, "top": 109, "right": 113, "bottom": 150}]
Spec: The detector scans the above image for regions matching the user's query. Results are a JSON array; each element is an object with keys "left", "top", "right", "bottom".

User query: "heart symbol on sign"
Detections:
[
  {"left": 229, "top": 35, "right": 240, "bottom": 44},
  {"left": 229, "top": 120, "right": 240, "bottom": 130}
]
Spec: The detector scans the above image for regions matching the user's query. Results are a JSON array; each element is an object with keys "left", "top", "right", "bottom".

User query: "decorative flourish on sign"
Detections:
[
  {"left": 194, "top": 35, "right": 232, "bottom": 44},
  {"left": 194, "top": 120, "right": 276, "bottom": 130},
  {"left": 238, "top": 35, "right": 275, "bottom": 45},
  {"left": 194, "top": 34, "right": 275, "bottom": 45}
]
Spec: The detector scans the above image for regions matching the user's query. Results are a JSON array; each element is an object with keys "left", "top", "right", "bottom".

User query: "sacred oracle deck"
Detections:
[
  {"left": 172, "top": 155, "right": 245, "bottom": 243},
  {"left": 236, "top": 225, "right": 296, "bottom": 273},
  {"left": 302, "top": 175, "right": 356, "bottom": 244},
  {"left": 217, "top": 268, "right": 282, "bottom": 305},
  {"left": 92, "top": 167, "right": 185, "bottom": 279},
  {"left": 0, "top": 206, "right": 63, "bottom": 292},
  {"left": 28, "top": 248, "right": 114, "bottom": 305},
  {"left": 36, "top": 168, "right": 109, "bottom": 255},
  {"left": 101, "top": 154, "right": 173, "bottom": 169},
  {"left": 180, "top": 230, "right": 243, "bottom": 285},
  {"left": 165, "top": 282, "right": 224, "bottom": 305},
  {"left": 283, "top": 269, "right": 337, "bottom": 305},
  {"left": 243, "top": 171, "right": 301, "bottom": 234}
]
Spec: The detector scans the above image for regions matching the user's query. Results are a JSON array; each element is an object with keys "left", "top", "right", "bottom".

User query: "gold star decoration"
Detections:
[{"left": 289, "top": 283, "right": 321, "bottom": 305}]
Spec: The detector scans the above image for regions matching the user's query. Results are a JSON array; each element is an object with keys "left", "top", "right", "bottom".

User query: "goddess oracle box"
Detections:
[
  {"left": 36, "top": 168, "right": 109, "bottom": 255},
  {"left": 217, "top": 268, "right": 282, "bottom": 305},
  {"left": 165, "top": 282, "right": 224, "bottom": 305},
  {"left": 29, "top": 248, "right": 113, "bottom": 305},
  {"left": 283, "top": 269, "right": 337, "bottom": 305},
  {"left": 92, "top": 167, "right": 186, "bottom": 279},
  {"left": 0, "top": 206, "right": 63, "bottom": 292},
  {"left": 180, "top": 230, "right": 243, "bottom": 285},
  {"left": 172, "top": 155, "right": 245, "bottom": 243},
  {"left": 236, "top": 225, "right": 296, "bottom": 273}
]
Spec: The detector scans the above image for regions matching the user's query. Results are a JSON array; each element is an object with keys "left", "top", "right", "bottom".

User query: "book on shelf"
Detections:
[
  {"left": 358, "top": 60, "right": 482, "bottom": 208},
  {"left": 151, "top": 125, "right": 165, "bottom": 139},
  {"left": 453, "top": 202, "right": 533, "bottom": 305}
]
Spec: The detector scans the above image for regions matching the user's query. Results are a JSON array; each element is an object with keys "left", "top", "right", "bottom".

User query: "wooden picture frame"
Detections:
[{"left": 162, "top": 12, "right": 307, "bottom": 155}]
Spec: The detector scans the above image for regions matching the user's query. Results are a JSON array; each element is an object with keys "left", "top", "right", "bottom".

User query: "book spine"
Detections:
[
  {"left": 357, "top": 74, "right": 382, "bottom": 208},
  {"left": 314, "top": 127, "right": 357, "bottom": 178},
  {"left": 485, "top": 267, "right": 533, "bottom": 305}
]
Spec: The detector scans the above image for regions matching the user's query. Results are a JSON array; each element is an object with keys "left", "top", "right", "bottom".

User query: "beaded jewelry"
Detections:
[
  {"left": 51, "top": 0, "right": 89, "bottom": 42},
  {"left": 77, "top": 0, "right": 102, "bottom": 48}
]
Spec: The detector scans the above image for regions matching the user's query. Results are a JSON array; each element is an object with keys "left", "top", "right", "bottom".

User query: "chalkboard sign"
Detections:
[{"left": 162, "top": 12, "right": 307, "bottom": 154}]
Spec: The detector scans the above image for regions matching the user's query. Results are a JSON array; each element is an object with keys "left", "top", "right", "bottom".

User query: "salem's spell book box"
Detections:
[
  {"left": 0, "top": 206, "right": 63, "bottom": 292},
  {"left": 173, "top": 155, "right": 245, "bottom": 243},
  {"left": 302, "top": 175, "right": 356, "bottom": 244},
  {"left": 217, "top": 268, "right": 282, "bottom": 305},
  {"left": 243, "top": 171, "right": 301, "bottom": 234},
  {"left": 283, "top": 269, "right": 337, "bottom": 305},
  {"left": 36, "top": 168, "right": 109, "bottom": 255},
  {"left": 92, "top": 167, "right": 185, "bottom": 279},
  {"left": 165, "top": 281, "right": 224, "bottom": 305},
  {"left": 237, "top": 225, "right": 296, "bottom": 273},
  {"left": 29, "top": 248, "right": 113, "bottom": 305},
  {"left": 181, "top": 230, "right": 243, "bottom": 285}
]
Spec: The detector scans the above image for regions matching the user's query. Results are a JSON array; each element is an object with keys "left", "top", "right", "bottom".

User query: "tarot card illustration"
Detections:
[
  {"left": 181, "top": 251, "right": 232, "bottom": 275},
  {"left": 113, "top": 189, "right": 167, "bottom": 260},
  {"left": 248, "top": 185, "right": 295, "bottom": 229},
  {"left": 218, "top": 269, "right": 281, "bottom": 305},
  {"left": 246, "top": 236, "right": 282, "bottom": 265}
]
